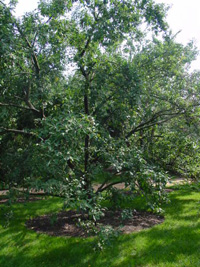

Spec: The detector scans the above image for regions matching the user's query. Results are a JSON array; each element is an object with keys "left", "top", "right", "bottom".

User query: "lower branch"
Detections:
[
  {"left": 0, "top": 102, "right": 40, "bottom": 113},
  {"left": 0, "top": 127, "right": 43, "bottom": 141},
  {"left": 96, "top": 181, "right": 126, "bottom": 194}
]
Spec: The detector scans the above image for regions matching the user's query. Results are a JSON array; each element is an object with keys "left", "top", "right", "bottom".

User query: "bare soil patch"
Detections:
[{"left": 26, "top": 209, "right": 164, "bottom": 237}]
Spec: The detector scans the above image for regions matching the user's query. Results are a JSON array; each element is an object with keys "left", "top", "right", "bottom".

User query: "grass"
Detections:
[{"left": 0, "top": 185, "right": 200, "bottom": 267}]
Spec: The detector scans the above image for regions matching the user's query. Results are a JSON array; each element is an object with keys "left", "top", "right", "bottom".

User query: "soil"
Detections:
[
  {"left": 2, "top": 180, "right": 181, "bottom": 237},
  {"left": 26, "top": 209, "right": 164, "bottom": 237}
]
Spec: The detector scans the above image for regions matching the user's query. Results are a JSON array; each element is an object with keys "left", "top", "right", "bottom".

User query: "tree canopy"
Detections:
[{"left": 1, "top": 0, "right": 200, "bottom": 214}]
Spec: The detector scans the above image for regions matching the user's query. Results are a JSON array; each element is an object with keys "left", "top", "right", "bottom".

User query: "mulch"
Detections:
[
  {"left": 0, "top": 186, "right": 167, "bottom": 238},
  {"left": 26, "top": 209, "right": 164, "bottom": 237}
]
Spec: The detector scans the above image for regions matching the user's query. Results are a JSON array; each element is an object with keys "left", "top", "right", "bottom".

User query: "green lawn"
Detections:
[{"left": 0, "top": 185, "right": 200, "bottom": 267}]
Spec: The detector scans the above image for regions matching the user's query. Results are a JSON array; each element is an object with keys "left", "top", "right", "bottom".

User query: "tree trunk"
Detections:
[{"left": 84, "top": 94, "right": 91, "bottom": 192}]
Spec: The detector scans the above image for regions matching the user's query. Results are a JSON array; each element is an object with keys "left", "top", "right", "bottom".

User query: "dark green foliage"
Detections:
[{"left": 1, "top": 0, "right": 200, "bottom": 220}]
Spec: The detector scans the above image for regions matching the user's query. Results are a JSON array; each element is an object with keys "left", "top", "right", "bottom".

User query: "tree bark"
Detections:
[{"left": 84, "top": 93, "right": 90, "bottom": 189}]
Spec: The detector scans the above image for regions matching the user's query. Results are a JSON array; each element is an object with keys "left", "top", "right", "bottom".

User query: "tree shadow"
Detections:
[
  {"left": 115, "top": 222, "right": 200, "bottom": 267},
  {"left": 0, "top": 190, "right": 199, "bottom": 267}
]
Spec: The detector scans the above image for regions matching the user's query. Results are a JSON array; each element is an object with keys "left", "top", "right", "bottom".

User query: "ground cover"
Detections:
[{"left": 0, "top": 183, "right": 199, "bottom": 267}]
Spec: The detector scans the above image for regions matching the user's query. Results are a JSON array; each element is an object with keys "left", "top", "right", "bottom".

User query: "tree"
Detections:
[
  {"left": 1, "top": 0, "right": 200, "bottom": 216},
  {"left": 0, "top": 0, "right": 70, "bottom": 185}
]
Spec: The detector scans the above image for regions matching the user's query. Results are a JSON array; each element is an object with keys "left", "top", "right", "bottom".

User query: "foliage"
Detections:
[
  {"left": 1, "top": 0, "right": 200, "bottom": 225},
  {"left": 120, "top": 209, "right": 134, "bottom": 221},
  {"left": 95, "top": 225, "right": 121, "bottom": 251}
]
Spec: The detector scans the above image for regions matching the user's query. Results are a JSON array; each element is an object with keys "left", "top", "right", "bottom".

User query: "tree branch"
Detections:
[
  {"left": 79, "top": 35, "right": 91, "bottom": 58},
  {"left": 96, "top": 181, "right": 125, "bottom": 193},
  {"left": 0, "top": 127, "right": 43, "bottom": 140},
  {"left": 126, "top": 109, "right": 183, "bottom": 139},
  {"left": 15, "top": 24, "right": 40, "bottom": 77},
  {"left": 136, "top": 114, "right": 183, "bottom": 132},
  {"left": 0, "top": 101, "right": 40, "bottom": 113},
  {"left": 24, "top": 81, "right": 36, "bottom": 110}
]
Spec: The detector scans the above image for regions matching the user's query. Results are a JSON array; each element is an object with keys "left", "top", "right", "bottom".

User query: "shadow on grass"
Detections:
[
  {"left": 0, "top": 219, "right": 105, "bottom": 267},
  {"left": 0, "top": 190, "right": 199, "bottom": 267},
  {"left": 1, "top": 222, "right": 200, "bottom": 267},
  {"left": 115, "top": 223, "right": 200, "bottom": 267}
]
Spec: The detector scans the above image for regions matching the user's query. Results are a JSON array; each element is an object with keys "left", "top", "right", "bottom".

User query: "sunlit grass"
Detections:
[{"left": 0, "top": 185, "right": 200, "bottom": 267}]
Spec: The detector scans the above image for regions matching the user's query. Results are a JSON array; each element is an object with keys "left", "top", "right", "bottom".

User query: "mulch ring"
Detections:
[{"left": 26, "top": 209, "right": 164, "bottom": 237}]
